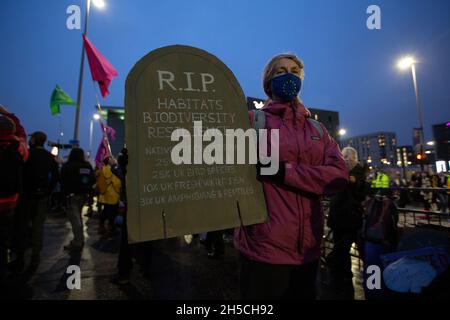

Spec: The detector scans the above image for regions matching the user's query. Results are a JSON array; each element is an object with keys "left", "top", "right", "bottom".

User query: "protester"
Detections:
[
  {"left": 97, "top": 156, "right": 121, "bottom": 236},
  {"left": 0, "top": 106, "right": 28, "bottom": 287},
  {"left": 234, "top": 53, "right": 348, "bottom": 300},
  {"left": 10, "top": 131, "right": 58, "bottom": 273},
  {"left": 61, "top": 148, "right": 95, "bottom": 252},
  {"left": 327, "top": 147, "right": 368, "bottom": 299}
]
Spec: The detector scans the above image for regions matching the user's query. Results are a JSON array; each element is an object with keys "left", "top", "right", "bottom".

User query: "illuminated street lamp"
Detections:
[
  {"left": 397, "top": 55, "right": 426, "bottom": 171},
  {"left": 92, "top": 0, "right": 106, "bottom": 9},
  {"left": 338, "top": 128, "right": 347, "bottom": 137}
]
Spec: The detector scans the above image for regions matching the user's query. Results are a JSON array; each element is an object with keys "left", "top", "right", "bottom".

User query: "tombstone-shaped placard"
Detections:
[{"left": 125, "top": 45, "right": 267, "bottom": 243}]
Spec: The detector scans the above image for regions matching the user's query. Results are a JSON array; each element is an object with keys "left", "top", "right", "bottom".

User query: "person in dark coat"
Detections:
[
  {"left": 327, "top": 146, "right": 368, "bottom": 299},
  {"left": 10, "top": 131, "right": 58, "bottom": 273}
]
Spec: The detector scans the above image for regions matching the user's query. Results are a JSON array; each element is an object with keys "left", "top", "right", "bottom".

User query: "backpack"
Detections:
[
  {"left": 76, "top": 166, "right": 95, "bottom": 194},
  {"left": 0, "top": 140, "right": 23, "bottom": 197},
  {"left": 363, "top": 196, "right": 399, "bottom": 249},
  {"left": 250, "top": 109, "right": 324, "bottom": 138}
]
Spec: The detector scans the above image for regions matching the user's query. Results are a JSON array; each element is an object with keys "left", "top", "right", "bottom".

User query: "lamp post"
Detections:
[
  {"left": 89, "top": 113, "right": 101, "bottom": 157},
  {"left": 397, "top": 56, "right": 426, "bottom": 172},
  {"left": 337, "top": 128, "right": 347, "bottom": 151},
  {"left": 73, "top": 0, "right": 106, "bottom": 145}
]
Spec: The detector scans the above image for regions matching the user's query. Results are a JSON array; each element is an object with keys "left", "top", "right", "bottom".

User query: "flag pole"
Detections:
[
  {"left": 58, "top": 113, "right": 64, "bottom": 145},
  {"left": 93, "top": 89, "right": 113, "bottom": 157},
  {"left": 73, "top": 0, "right": 91, "bottom": 145}
]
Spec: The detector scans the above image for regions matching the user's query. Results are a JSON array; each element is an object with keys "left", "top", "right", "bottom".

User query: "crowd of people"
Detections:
[
  {"left": 0, "top": 51, "right": 448, "bottom": 300},
  {"left": 369, "top": 169, "right": 450, "bottom": 212},
  {"left": 0, "top": 105, "right": 129, "bottom": 289}
]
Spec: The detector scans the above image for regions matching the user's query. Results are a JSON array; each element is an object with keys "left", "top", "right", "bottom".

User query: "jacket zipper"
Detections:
[{"left": 291, "top": 103, "right": 305, "bottom": 255}]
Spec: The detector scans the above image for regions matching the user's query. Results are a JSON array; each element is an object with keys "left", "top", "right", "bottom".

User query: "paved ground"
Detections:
[{"left": 4, "top": 206, "right": 366, "bottom": 300}]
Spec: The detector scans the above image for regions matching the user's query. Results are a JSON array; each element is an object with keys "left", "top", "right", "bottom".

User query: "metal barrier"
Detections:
[{"left": 321, "top": 187, "right": 450, "bottom": 268}]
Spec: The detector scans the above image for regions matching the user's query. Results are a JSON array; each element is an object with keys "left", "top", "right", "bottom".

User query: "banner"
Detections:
[{"left": 125, "top": 45, "right": 268, "bottom": 243}]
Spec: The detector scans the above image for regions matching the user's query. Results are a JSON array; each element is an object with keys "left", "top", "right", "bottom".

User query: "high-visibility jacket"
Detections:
[{"left": 375, "top": 173, "right": 389, "bottom": 188}]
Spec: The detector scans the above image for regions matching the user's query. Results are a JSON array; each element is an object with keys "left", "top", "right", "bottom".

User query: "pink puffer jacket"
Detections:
[{"left": 234, "top": 100, "right": 348, "bottom": 265}]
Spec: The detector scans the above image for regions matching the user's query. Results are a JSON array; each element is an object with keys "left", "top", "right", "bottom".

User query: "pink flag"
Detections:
[
  {"left": 100, "top": 122, "right": 116, "bottom": 142},
  {"left": 83, "top": 34, "right": 118, "bottom": 98},
  {"left": 95, "top": 136, "right": 109, "bottom": 169}
]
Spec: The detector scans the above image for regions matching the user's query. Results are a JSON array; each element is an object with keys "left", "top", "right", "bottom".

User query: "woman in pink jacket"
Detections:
[{"left": 234, "top": 53, "right": 348, "bottom": 299}]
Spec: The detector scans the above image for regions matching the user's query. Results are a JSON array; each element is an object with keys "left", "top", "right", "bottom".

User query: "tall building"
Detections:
[
  {"left": 433, "top": 122, "right": 450, "bottom": 162},
  {"left": 396, "top": 145, "right": 413, "bottom": 167},
  {"left": 339, "top": 132, "right": 397, "bottom": 168},
  {"left": 246, "top": 97, "right": 340, "bottom": 140}
]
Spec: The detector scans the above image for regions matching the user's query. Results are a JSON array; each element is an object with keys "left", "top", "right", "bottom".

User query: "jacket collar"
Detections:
[{"left": 262, "top": 100, "right": 309, "bottom": 123}]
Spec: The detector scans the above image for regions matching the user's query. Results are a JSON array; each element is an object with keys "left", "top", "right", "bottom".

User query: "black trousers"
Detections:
[
  {"left": 0, "top": 210, "right": 13, "bottom": 285},
  {"left": 239, "top": 254, "right": 319, "bottom": 300},
  {"left": 205, "top": 230, "right": 224, "bottom": 254},
  {"left": 117, "top": 215, "right": 132, "bottom": 276},
  {"left": 13, "top": 197, "right": 48, "bottom": 260},
  {"left": 100, "top": 204, "right": 118, "bottom": 226},
  {"left": 328, "top": 229, "right": 358, "bottom": 281}
]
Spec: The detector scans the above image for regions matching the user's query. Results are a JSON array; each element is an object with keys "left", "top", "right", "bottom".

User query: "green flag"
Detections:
[{"left": 50, "top": 85, "right": 76, "bottom": 115}]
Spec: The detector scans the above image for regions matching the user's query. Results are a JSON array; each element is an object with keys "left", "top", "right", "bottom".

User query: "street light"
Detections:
[
  {"left": 73, "top": 0, "right": 105, "bottom": 145},
  {"left": 397, "top": 56, "right": 415, "bottom": 70},
  {"left": 338, "top": 128, "right": 347, "bottom": 137},
  {"left": 92, "top": 0, "right": 106, "bottom": 9},
  {"left": 397, "top": 55, "right": 426, "bottom": 171},
  {"left": 89, "top": 113, "right": 101, "bottom": 157}
]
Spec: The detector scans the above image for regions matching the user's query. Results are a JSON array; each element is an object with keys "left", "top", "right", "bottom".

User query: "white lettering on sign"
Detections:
[{"left": 157, "top": 71, "right": 215, "bottom": 92}]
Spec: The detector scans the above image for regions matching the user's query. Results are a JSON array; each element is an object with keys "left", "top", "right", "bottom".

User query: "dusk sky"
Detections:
[{"left": 1, "top": 0, "right": 450, "bottom": 154}]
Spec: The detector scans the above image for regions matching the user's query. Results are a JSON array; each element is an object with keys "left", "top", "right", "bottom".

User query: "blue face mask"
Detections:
[{"left": 270, "top": 73, "right": 302, "bottom": 102}]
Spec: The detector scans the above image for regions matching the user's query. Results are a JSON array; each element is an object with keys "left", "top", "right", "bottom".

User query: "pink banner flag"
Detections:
[
  {"left": 100, "top": 122, "right": 116, "bottom": 142},
  {"left": 95, "top": 136, "right": 109, "bottom": 169},
  {"left": 83, "top": 34, "right": 118, "bottom": 98},
  {"left": 95, "top": 122, "right": 117, "bottom": 168}
]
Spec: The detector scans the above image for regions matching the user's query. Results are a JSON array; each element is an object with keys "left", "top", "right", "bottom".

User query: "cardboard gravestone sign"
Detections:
[{"left": 125, "top": 45, "right": 268, "bottom": 243}]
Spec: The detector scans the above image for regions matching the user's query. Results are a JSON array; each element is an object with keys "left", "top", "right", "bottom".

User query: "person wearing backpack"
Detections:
[
  {"left": 97, "top": 156, "right": 121, "bottom": 236},
  {"left": 10, "top": 131, "right": 58, "bottom": 273},
  {"left": 0, "top": 106, "right": 28, "bottom": 288},
  {"left": 61, "top": 148, "right": 95, "bottom": 252},
  {"left": 234, "top": 53, "right": 348, "bottom": 300},
  {"left": 326, "top": 147, "right": 368, "bottom": 299}
]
